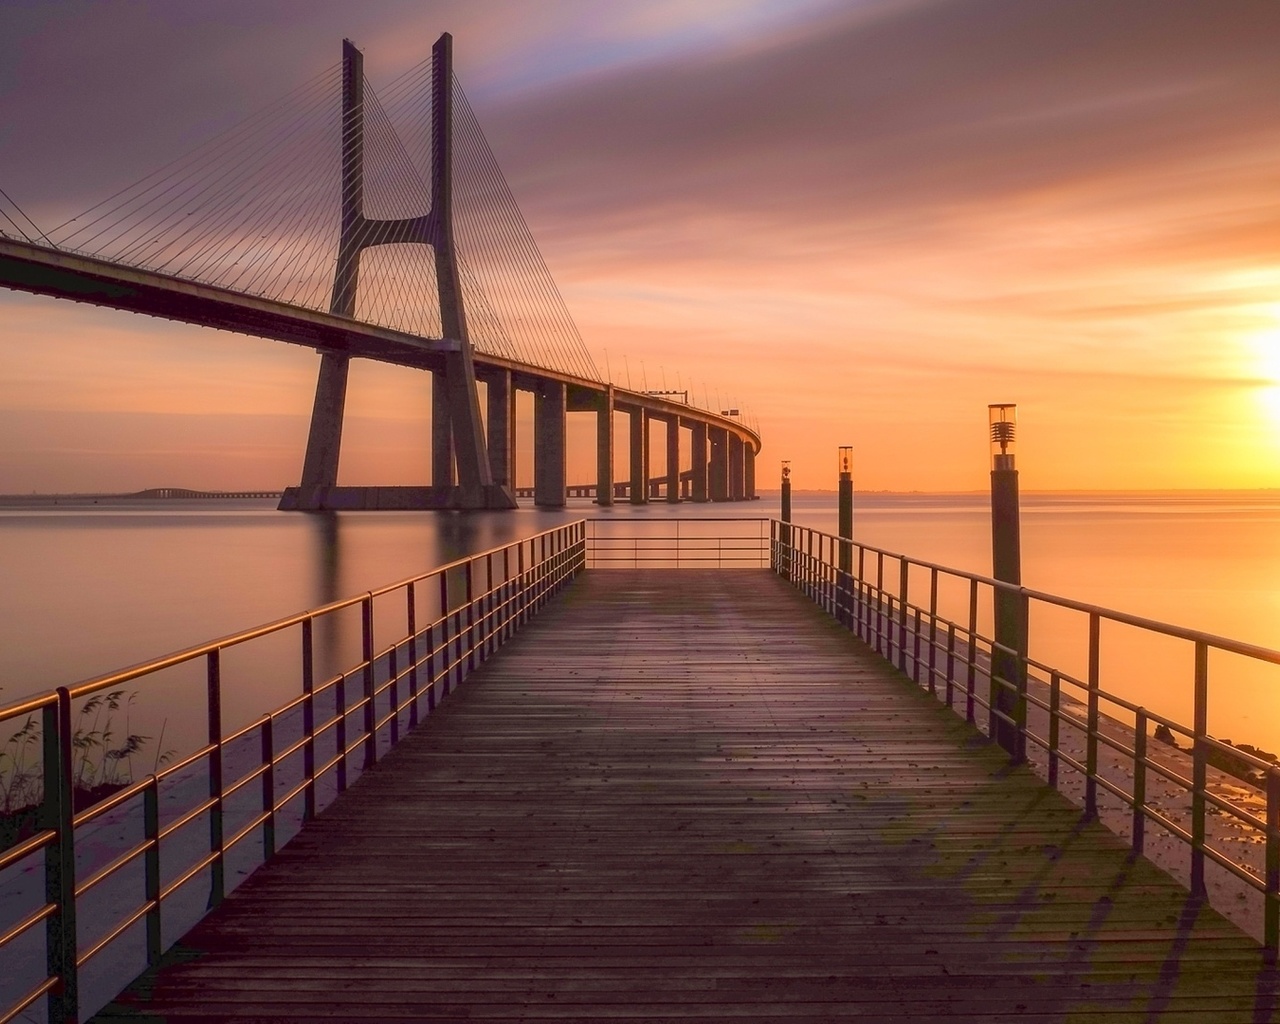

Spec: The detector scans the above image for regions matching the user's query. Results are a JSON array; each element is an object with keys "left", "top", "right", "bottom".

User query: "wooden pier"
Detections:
[{"left": 96, "top": 570, "right": 1275, "bottom": 1022}]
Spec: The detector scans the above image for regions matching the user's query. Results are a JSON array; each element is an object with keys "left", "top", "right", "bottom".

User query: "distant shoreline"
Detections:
[{"left": 5, "top": 487, "right": 1280, "bottom": 502}]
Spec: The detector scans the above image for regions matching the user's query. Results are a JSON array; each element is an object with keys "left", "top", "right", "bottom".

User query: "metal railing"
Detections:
[
  {"left": 772, "top": 519, "right": 1280, "bottom": 955},
  {"left": 0, "top": 522, "right": 584, "bottom": 1024},
  {"left": 585, "top": 517, "right": 770, "bottom": 568}
]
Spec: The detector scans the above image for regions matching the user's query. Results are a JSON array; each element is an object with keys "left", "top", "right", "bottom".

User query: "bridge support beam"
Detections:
[
  {"left": 729, "top": 434, "right": 745, "bottom": 501},
  {"left": 432, "top": 371, "right": 455, "bottom": 487},
  {"left": 744, "top": 446, "right": 756, "bottom": 500},
  {"left": 534, "top": 381, "right": 566, "bottom": 509},
  {"left": 665, "top": 417, "right": 680, "bottom": 503},
  {"left": 689, "top": 421, "right": 708, "bottom": 502},
  {"left": 298, "top": 352, "right": 349, "bottom": 494},
  {"left": 709, "top": 427, "right": 728, "bottom": 502},
  {"left": 596, "top": 386, "right": 614, "bottom": 507},
  {"left": 629, "top": 408, "right": 648, "bottom": 505},
  {"left": 482, "top": 368, "right": 514, "bottom": 490}
]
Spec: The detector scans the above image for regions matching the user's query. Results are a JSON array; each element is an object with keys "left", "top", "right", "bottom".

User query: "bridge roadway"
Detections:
[
  {"left": 96, "top": 571, "right": 1273, "bottom": 1022},
  {"left": 0, "top": 237, "right": 760, "bottom": 510}
]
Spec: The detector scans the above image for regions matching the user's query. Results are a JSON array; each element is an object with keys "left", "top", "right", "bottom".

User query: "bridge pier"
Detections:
[
  {"left": 709, "top": 427, "right": 728, "bottom": 502},
  {"left": 596, "top": 386, "right": 614, "bottom": 507},
  {"left": 665, "top": 417, "right": 680, "bottom": 503},
  {"left": 432, "top": 371, "right": 455, "bottom": 488},
  {"left": 744, "top": 446, "right": 756, "bottom": 500},
  {"left": 689, "top": 421, "right": 708, "bottom": 502},
  {"left": 629, "top": 408, "right": 648, "bottom": 505},
  {"left": 534, "top": 380, "right": 567, "bottom": 508},
  {"left": 298, "top": 352, "right": 349, "bottom": 496},
  {"left": 481, "top": 368, "right": 515, "bottom": 490},
  {"left": 729, "top": 434, "right": 744, "bottom": 501}
]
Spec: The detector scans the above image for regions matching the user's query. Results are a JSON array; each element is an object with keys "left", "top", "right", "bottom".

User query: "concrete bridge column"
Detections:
[
  {"left": 665, "top": 417, "right": 680, "bottom": 503},
  {"left": 729, "top": 434, "right": 745, "bottom": 501},
  {"left": 596, "top": 386, "right": 614, "bottom": 507},
  {"left": 629, "top": 408, "right": 648, "bottom": 505},
  {"left": 484, "top": 369, "right": 514, "bottom": 489},
  {"left": 690, "top": 421, "right": 708, "bottom": 502},
  {"left": 432, "top": 371, "right": 455, "bottom": 487},
  {"left": 299, "top": 352, "right": 349, "bottom": 494},
  {"left": 534, "top": 380, "right": 566, "bottom": 508},
  {"left": 709, "top": 427, "right": 728, "bottom": 502},
  {"left": 744, "top": 445, "right": 756, "bottom": 500}
]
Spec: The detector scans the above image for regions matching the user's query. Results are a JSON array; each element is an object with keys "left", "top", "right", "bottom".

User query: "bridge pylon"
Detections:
[{"left": 281, "top": 34, "right": 517, "bottom": 511}]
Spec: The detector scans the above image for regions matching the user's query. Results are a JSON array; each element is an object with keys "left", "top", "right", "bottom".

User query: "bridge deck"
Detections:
[{"left": 97, "top": 570, "right": 1273, "bottom": 1022}]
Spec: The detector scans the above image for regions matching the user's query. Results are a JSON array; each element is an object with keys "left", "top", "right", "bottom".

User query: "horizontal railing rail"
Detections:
[
  {"left": 584, "top": 517, "right": 770, "bottom": 569},
  {"left": 0, "top": 521, "right": 585, "bottom": 1024},
  {"left": 770, "top": 518, "right": 1280, "bottom": 956}
]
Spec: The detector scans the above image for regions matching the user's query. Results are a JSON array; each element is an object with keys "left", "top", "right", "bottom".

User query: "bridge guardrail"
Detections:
[
  {"left": 584, "top": 517, "right": 770, "bottom": 569},
  {"left": 771, "top": 518, "right": 1280, "bottom": 956},
  {"left": 0, "top": 522, "right": 584, "bottom": 1024}
]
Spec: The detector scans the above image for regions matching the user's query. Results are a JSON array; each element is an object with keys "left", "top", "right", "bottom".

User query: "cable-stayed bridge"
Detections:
[{"left": 0, "top": 33, "right": 760, "bottom": 510}]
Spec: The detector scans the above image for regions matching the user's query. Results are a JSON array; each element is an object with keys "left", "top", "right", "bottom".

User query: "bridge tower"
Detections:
[{"left": 282, "top": 34, "right": 517, "bottom": 511}]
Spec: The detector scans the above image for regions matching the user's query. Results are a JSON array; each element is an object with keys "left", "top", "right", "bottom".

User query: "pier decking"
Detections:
[{"left": 96, "top": 570, "right": 1274, "bottom": 1022}]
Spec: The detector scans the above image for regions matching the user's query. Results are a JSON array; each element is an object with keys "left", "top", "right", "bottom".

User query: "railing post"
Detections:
[
  {"left": 439, "top": 572, "right": 452, "bottom": 697},
  {"left": 912, "top": 607, "right": 923, "bottom": 685},
  {"left": 425, "top": 618, "right": 438, "bottom": 711},
  {"left": 876, "top": 553, "right": 886, "bottom": 657},
  {"left": 965, "top": 579, "right": 978, "bottom": 724},
  {"left": 465, "top": 561, "right": 477, "bottom": 673},
  {"left": 502, "top": 548, "right": 512, "bottom": 640},
  {"left": 207, "top": 650, "right": 225, "bottom": 908},
  {"left": 945, "top": 623, "right": 957, "bottom": 709},
  {"left": 43, "top": 691, "right": 77, "bottom": 1024},
  {"left": 406, "top": 582, "right": 419, "bottom": 728},
  {"left": 335, "top": 659, "right": 348, "bottom": 793},
  {"left": 1267, "top": 768, "right": 1279, "bottom": 960},
  {"left": 1048, "top": 671, "right": 1060, "bottom": 788},
  {"left": 1085, "top": 613, "right": 1100, "bottom": 820},
  {"left": 144, "top": 777, "right": 162, "bottom": 966},
  {"left": 927, "top": 569, "right": 938, "bottom": 694},
  {"left": 301, "top": 617, "right": 316, "bottom": 820},
  {"left": 856, "top": 569, "right": 864, "bottom": 637},
  {"left": 361, "top": 595, "right": 376, "bottom": 768},
  {"left": 898, "top": 560, "right": 909, "bottom": 673},
  {"left": 518, "top": 542, "right": 527, "bottom": 625},
  {"left": 387, "top": 641, "right": 400, "bottom": 746},
  {"left": 1191, "top": 639, "right": 1208, "bottom": 899},
  {"left": 1132, "top": 709, "right": 1147, "bottom": 856},
  {"left": 261, "top": 714, "right": 276, "bottom": 859},
  {"left": 1013, "top": 592, "right": 1029, "bottom": 765}
]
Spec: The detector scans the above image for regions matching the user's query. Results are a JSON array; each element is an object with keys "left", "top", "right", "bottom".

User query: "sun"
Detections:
[{"left": 1248, "top": 325, "right": 1280, "bottom": 426}]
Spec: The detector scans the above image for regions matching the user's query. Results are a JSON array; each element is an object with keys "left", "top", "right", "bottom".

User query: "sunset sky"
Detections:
[{"left": 4, "top": 0, "right": 1280, "bottom": 492}]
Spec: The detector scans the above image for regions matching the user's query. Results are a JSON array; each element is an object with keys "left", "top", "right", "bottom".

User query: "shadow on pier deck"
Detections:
[{"left": 97, "top": 570, "right": 1276, "bottom": 1022}]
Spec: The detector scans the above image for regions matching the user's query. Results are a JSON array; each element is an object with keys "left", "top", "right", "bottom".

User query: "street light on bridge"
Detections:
[
  {"left": 838, "top": 446, "right": 853, "bottom": 574},
  {"left": 988, "top": 403, "right": 1025, "bottom": 762}
]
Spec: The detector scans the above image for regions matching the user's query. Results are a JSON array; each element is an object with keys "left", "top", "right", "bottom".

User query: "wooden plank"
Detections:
[{"left": 94, "top": 570, "right": 1277, "bottom": 1022}]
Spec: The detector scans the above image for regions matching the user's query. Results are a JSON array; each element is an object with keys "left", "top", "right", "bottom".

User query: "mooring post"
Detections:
[{"left": 989, "top": 403, "right": 1026, "bottom": 761}]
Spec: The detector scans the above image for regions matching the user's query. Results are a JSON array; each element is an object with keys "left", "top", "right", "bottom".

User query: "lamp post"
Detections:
[
  {"left": 838, "top": 446, "right": 853, "bottom": 575},
  {"left": 780, "top": 461, "right": 792, "bottom": 523},
  {"left": 989, "top": 404, "right": 1025, "bottom": 761}
]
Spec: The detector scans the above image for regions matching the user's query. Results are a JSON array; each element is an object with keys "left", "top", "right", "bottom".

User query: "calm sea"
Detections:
[{"left": 3, "top": 490, "right": 1280, "bottom": 752}]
